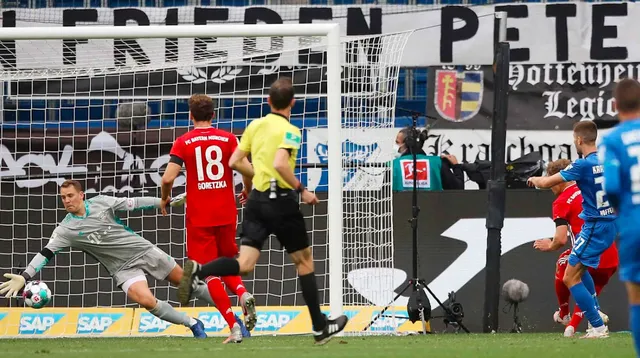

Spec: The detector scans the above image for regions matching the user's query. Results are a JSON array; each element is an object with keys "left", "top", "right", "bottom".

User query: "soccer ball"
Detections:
[{"left": 22, "top": 281, "right": 52, "bottom": 309}]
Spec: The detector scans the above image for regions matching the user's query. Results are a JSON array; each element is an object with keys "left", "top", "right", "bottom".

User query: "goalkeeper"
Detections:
[{"left": 0, "top": 180, "right": 217, "bottom": 339}]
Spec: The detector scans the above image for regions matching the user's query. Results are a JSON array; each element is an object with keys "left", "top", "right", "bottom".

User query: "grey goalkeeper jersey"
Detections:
[{"left": 42, "top": 195, "right": 162, "bottom": 276}]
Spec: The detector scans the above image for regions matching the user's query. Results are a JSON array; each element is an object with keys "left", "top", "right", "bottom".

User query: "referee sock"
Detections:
[
  {"left": 196, "top": 257, "right": 240, "bottom": 279},
  {"left": 299, "top": 272, "right": 326, "bottom": 332},
  {"left": 581, "top": 270, "right": 601, "bottom": 311}
]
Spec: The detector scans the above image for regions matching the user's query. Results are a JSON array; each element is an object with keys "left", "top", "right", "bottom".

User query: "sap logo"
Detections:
[
  {"left": 321, "top": 310, "right": 358, "bottom": 321},
  {"left": 19, "top": 313, "right": 65, "bottom": 334},
  {"left": 369, "top": 311, "right": 407, "bottom": 332},
  {"left": 255, "top": 311, "right": 299, "bottom": 332},
  {"left": 138, "top": 313, "right": 172, "bottom": 333},
  {"left": 76, "top": 313, "right": 123, "bottom": 334},
  {"left": 197, "top": 312, "right": 225, "bottom": 332}
]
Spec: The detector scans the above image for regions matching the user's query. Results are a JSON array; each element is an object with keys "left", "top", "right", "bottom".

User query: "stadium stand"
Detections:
[{"left": 0, "top": 0, "right": 625, "bottom": 129}]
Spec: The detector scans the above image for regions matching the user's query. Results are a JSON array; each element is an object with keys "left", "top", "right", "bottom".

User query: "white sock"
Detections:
[
  {"left": 192, "top": 281, "right": 216, "bottom": 306},
  {"left": 149, "top": 300, "right": 193, "bottom": 327}
]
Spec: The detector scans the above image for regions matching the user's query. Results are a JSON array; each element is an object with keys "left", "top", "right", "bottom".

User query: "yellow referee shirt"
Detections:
[{"left": 238, "top": 113, "right": 302, "bottom": 192}]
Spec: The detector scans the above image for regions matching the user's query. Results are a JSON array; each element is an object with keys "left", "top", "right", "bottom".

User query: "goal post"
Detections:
[{"left": 0, "top": 23, "right": 411, "bottom": 337}]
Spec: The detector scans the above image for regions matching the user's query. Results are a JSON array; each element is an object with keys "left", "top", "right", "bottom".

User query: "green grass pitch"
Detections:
[{"left": 0, "top": 333, "right": 635, "bottom": 358}]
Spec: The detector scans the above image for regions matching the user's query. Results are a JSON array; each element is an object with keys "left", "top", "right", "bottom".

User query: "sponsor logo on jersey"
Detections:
[
  {"left": 368, "top": 310, "right": 408, "bottom": 332},
  {"left": 254, "top": 311, "right": 299, "bottom": 332},
  {"left": 19, "top": 313, "right": 65, "bottom": 334},
  {"left": 138, "top": 312, "right": 172, "bottom": 333},
  {"left": 76, "top": 313, "right": 123, "bottom": 334},
  {"left": 197, "top": 311, "right": 226, "bottom": 332}
]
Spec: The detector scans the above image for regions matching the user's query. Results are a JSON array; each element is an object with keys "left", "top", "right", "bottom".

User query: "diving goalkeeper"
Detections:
[{"left": 0, "top": 180, "right": 216, "bottom": 339}]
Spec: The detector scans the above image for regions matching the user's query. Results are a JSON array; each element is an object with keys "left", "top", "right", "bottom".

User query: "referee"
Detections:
[{"left": 178, "top": 77, "right": 348, "bottom": 345}]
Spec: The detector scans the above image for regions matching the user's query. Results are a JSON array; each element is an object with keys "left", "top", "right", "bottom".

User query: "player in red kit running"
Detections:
[
  {"left": 533, "top": 159, "right": 618, "bottom": 337},
  {"left": 160, "top": 94, "right": 256, "bottom": 344}
]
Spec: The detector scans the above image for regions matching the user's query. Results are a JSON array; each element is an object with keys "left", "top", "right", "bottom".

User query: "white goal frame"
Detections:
[{"left": 0, "top": 23, "right": 344, "bottom": 318}]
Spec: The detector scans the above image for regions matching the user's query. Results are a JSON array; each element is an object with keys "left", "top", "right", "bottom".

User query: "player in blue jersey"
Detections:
[
  {"left": 528, "top": 120, "right": 617, "bottom": 338},
  {"left": 598, "top": 78, "right": 640, "bottom": 353}
]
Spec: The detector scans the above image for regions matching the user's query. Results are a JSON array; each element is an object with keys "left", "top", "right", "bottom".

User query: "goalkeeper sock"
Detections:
[
  {"left": 191, "top": 281, "right": 215, "bottom": 306},
  {"left": 222, "top": 276, "right": 248, "bottom": 298},
  {"left": 581, "top": 270, "right": 600, "bottom": 311},
  {"left": 299, "top": 272, "right": 326, "bottom": 332},
  {"left": 196, "top": 257, "right": 240, "bottom": 279},
  {"left": 569, "top": 282, "right": 603, "bottom": 328},
  {"left": 555, "top": 277, "right": 570, "bottom": 317},
  {"left": 205, "top": 277, "right": 237, "bottom": 328},
  {"left": 150, "top": 300, "right": 195, "bottom": 327}
]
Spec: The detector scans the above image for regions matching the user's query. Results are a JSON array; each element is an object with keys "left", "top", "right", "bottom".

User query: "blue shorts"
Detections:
[
  {"left": 568, "top": 220, "right": 618, "bottom": 269},
  {"left": 618, "top": 225, "right": 640, "bottom": 283}
]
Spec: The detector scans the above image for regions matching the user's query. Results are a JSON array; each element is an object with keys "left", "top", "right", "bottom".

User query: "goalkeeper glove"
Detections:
[
  {"left": 170, "top": 193, "right": 186, "bottom": 207},
  {"left": 0, "top": 273, "right": 26, "bottom": 298}
]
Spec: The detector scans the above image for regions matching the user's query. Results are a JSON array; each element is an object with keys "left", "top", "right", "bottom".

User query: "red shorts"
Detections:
[
  {"left": 556, "top": 249, "right": 617, "bottom": 286},
  {"left": 186, "top": 223, "right": 239, "bottom": 264}
]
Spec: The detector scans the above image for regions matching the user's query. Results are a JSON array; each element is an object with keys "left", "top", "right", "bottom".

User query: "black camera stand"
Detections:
[{"left": 363, "top": 110, "right": 469, "bottom": 334}]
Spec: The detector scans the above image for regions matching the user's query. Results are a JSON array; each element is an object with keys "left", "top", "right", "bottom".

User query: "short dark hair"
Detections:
[
  {"left": 60, "top": 180, "right": 83, "bottom": 192},
  {"left": 546, "top": 159, "right": 571, "bottom": 176},
  {"left": 189, "top": 94, "right": 214, "bottom": 122},
  {"left": 269, "top": 77, "right": 295, "bottom": 110},
  {"left": 573, "top": 120, "right": 598, "bottom": 144},
  {"left": 614, "top": 78, "right": 640, "bottom": 113}
]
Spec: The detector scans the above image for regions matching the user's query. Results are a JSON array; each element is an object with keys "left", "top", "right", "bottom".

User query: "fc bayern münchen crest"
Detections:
[{"left": 434, "top": 68, "right": 484, "bottom": 123}]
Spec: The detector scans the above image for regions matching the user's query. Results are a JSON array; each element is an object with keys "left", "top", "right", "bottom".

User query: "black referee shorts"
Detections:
[{"left": 240, "top": 188, "right": 310, "bottom": 254}]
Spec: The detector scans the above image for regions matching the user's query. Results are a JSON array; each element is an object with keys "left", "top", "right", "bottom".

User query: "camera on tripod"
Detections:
[
  {"left": 443, "top": 292, "right": 464, "bottom": 327},
  {"left": 402, "top": 126, "right": 428, "bottom": 155}
]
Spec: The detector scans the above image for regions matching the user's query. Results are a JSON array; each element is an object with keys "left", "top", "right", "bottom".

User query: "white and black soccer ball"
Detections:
[{"left": 22, "top": 281, "right": 52, "bottom": 309}]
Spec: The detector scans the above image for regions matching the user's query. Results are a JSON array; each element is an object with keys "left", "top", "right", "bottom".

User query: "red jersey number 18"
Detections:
[{"left": 195, "top": 145, "right": 224, "bottom": 181}]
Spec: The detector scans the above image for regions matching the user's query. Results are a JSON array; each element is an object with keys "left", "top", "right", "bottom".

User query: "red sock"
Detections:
[
  {"left": 222, "top": 276, "right": 248, "bottom": 298},
  {"left": 569, "top": 306, "right": 585, "bottom": 329},
  {"left": 555, "top": 277, "right": 571, "bottom": 317},
  {"left": 205, "top": 277, "right": 237, "bottom": 328}
]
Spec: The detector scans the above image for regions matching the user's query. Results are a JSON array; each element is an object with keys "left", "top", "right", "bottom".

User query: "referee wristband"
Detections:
[{"left": 296, "top": 183, "right": 306, "bottom": 193}]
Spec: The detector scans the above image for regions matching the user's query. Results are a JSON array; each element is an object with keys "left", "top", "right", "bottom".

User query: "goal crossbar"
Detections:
[{"left": 0, "top": 23, "right": 344, "bottom": 319}]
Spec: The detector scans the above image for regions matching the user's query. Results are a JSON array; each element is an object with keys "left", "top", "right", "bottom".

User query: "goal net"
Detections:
[{"left": 0, "top": 24, "right": 412, "bottom": 337}]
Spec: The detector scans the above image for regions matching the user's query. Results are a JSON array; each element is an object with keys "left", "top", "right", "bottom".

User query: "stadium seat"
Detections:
[
  {"left": 163, "top": 0, "right": 186, "bottom": 6},
  {"left": 107, "top": 0, "right": 140, "bottom": 7},
  {"left": 51, "top": 0, "right": 85, "bottom": 7},
  {"left": 1, "top": 0, "right": 33, "bottom": 7}
]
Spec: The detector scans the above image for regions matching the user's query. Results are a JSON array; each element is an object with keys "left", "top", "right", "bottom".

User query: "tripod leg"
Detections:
[{"left": 363, "top": 281, "right": 413, "bottom": 332}]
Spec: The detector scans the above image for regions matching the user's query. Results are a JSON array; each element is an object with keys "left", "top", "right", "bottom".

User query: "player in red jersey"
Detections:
[
  {"left": 160, "top": 94, "right": 256, "bottom": 344},
  {"left": 533, "top": 159, "right": 619, "bottom": 337}
]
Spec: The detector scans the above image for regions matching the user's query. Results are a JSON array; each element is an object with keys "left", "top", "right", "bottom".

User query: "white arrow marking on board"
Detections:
[{"left": 347, "top": 217, "right": 554, "bottom": 310}]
